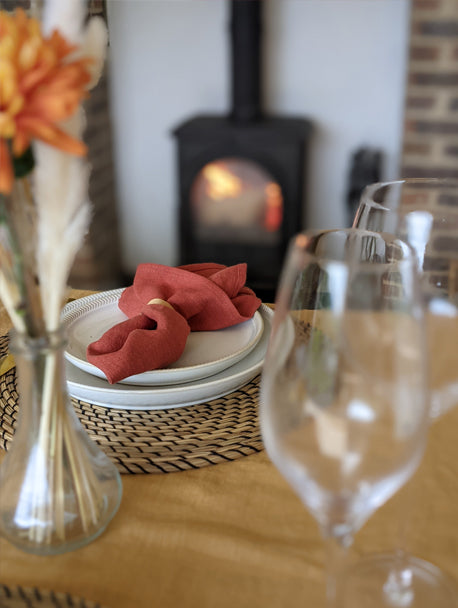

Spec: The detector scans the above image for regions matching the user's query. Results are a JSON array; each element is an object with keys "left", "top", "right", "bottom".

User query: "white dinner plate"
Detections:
[
  {"left": 65, "top": 304, "right": 273, "bottom": 410},
  {"left": 62, "top": 289, "right": 264, "bottom": 386}
]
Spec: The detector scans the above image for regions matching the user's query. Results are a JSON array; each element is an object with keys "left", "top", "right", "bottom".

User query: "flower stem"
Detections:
[{"left": 0, "top": 185, "right": 44, "bottom": 336}]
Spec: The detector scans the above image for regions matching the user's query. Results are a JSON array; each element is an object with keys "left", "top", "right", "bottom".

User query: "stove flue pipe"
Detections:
[{"left": 230, "top": 0, "right": 263, "bottom": 123}]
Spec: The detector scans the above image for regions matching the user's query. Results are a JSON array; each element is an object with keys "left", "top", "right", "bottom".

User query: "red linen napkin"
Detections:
[{"left": 86, "top": 262, "right": 261, "bottom": 384}]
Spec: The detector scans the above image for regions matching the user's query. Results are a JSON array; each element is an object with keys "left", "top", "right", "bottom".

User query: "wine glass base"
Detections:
[{"left": 344, "top": 553, "right": 458, "bottom": 607}]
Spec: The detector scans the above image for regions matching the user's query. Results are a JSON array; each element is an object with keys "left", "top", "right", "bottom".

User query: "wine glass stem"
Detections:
[
  {"left": 383, "top": 484, "right": 416, "bottom": 605},
  {"left": 324, "top": 534, "right": 351, "bottom": 608},
  {"left": 383, "top": 547, "right": 414, "bottom": 607}
]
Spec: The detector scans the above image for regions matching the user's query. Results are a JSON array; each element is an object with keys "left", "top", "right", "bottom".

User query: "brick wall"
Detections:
[
  {"left": 400, "top": 0, "right": 458, "bottom": 298},
  {"left": 395, "top": 180, "right": 458, "bottom": 297},
  {"left": 401, "top": 0, "right": 458, "bottom": 178},
  {"left": 69, "top": 0, "right": 124, "bottom": 290},
  {"left": 69, "top": 66, "right": 124, "bottom": 290}
]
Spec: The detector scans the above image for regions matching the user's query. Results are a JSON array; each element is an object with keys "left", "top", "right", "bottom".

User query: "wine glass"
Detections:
[
  {"left": 260, "top": 228, "right": 430, "bottom": 607},
  {"left": 355, "top": 178, "right": 458, "bottom": 421},
  {"left": 352, "top": 178, "right": 458, "bottom": 606}
]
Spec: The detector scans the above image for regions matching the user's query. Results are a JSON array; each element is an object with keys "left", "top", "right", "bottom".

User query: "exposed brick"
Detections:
[
  {"left": 427, "top": 273, "right": 448, "bottom": 291},
  {"left": 405, "top": 120, "right": 417, "bottom": 134},
  {"left": 88, "top": 0, "right": 106, "bottom": 16},
  {"left": 423, "top": 256, "right": 451, "bottom": 271},
  {"left": 407, "top": 120, "right": 458, "bottom": 134},
  {"left": 433, "top": 213, "right": 458, "bottom": 229},
  {"left": 410, "top": 72, "right": 458, "bottom": 86},
  {"left": 410, "top": 46, "right": 441, "bottom": 61},
  {"left": 402, "top": 167, "right": 458, "bottom": 179},
  {"left": 439, "top": 193, "right": 458, "bottom": 206},
  {"left": 381, "top": 278, "right": 403, "bottom": 300},
  {"left": 417, "top": 21, "right": 458, "bottom": 37},
  {"left": 406, "top": 96, "right": 436, "bottom": 109},
  {"left": 449, "top": 261, "right": 458, "bottom": 295},
  {"left": 2, "top": 1, "right": 31, "bottom": 9},
  {"left": 70, "top": 68, "right": 122, "bottom": 290},
  {"left": 403, "top": 142, "right": 432, "bottom": 155},
  {"left": 402, "top": 0, "right": 458, "bottom": 282},
  {"left": 400, "top": 201, "right": 430, "bottom": 215},
  {"left": 412, "top": 0, "right": 443, "bottom": 9},
  {"left": 434, "top": 236, "right": 458, "bottom": 252},
  {"left": 444, "top": 144, "right": 458, "bottom": 155},
  {"left": 401, "top": 192, "right": 432, "bottom": 206}
]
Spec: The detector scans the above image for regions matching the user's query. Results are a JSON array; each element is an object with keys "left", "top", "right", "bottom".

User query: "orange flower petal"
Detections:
[
  {"left": 17, "top": 116, "right": 87, "bottom": 156},
  {"left": 1, "top": 8, "right": 93, "bottom": 167},
  {"left": 18, "top": 35, "right": 41, "bottom": 72},
  {"left": 48, "top": 30, "right": 78, "bottom": 59},
  {"left": 26, "top": 88, "right": 83, "bottom": 122},
  {"left": 19, "top": 46, "right": 56, "bottom": 93},
  {"left": 7, "top": 93, "right": 24, "bottom": 117},
  {"left": 0, "top": 139, "right": 13, "bottom": 194},
  {"left": 0, "top": 112, "right": 16, "bottom": 138},
  {"left": 0, "top": 61, "right": 17, "bottom": 105}
]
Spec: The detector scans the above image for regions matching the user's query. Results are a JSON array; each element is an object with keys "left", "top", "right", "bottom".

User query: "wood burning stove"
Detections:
[{"left": 173, "top": 0, "right": 312, "bottom": 301}]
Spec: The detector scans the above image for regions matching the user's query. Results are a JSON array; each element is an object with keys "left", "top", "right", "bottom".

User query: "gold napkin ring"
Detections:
[{"left": 147, "top": 298, "right": 174, "bottom": 311}]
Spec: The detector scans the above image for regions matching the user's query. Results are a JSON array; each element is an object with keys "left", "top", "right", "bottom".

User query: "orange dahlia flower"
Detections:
[{"left": 0, "top": 8, "right": 92, "bottom": 194}]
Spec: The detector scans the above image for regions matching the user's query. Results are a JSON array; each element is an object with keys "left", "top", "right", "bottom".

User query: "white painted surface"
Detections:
[{"left": 106, "top": 0, "right": 411, "bottom": 274}]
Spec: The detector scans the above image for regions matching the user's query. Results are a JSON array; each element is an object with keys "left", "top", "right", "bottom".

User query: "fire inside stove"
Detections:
[{"left": 190, "top": 157, "right": 283, "bottom": 244}]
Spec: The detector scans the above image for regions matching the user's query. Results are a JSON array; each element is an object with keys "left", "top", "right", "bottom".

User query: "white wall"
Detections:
[{"left": 106, "top": 0, "right": 411, "bottom": 275}]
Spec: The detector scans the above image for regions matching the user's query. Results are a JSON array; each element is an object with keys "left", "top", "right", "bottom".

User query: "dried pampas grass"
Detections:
[{"left": 34, "top": 143, "right": 91, "bottom": 331}]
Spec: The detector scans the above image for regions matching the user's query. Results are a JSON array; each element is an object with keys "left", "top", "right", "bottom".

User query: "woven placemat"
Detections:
[
  {"left": 0, "top": 584, "right": 106, "bottom": 608},
  {"left": 0, "top": 335, "right": 263, "bottom": 475}
]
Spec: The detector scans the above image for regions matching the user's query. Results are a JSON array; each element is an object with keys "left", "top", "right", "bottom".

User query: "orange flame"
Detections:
[
  {"left": 264, "top": 182, "right": 283, "bottom": 231},
  {"left": 203, "top": 163, "right": 242, "bottom": 200}
]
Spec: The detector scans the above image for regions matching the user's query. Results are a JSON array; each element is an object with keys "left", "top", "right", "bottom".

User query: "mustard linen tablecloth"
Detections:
[{"left": 0, "top": 291, "right": 457, "bottom": 608}]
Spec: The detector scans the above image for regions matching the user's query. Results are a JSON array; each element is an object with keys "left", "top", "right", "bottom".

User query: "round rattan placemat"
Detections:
[
  {"left": 0, "top": 584, "right": 106, "bottom": 608},
  {"left": 0, "top": 336, "right": 263, "bottom": 475}
]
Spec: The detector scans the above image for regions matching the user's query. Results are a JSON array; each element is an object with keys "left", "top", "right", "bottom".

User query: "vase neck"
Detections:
[{"left": 10, "top": 328, "right": 67, "bottom": 357}]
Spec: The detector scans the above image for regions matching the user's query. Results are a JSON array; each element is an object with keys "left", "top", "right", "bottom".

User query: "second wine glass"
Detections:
[
  {"left": 355, "top": 178, "right": 458, "bottom": 421},
  {"left": 351, "top": 178, "right": 458, "bottom": 606}
]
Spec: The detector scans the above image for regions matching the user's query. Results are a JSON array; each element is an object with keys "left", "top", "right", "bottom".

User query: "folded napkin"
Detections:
[{"left": 86, "top": 263, "right": 261, "bottom": 384}]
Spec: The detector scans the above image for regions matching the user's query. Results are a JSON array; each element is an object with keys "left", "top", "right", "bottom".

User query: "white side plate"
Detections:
[
  {"left": 65, "top": 304, "right": 273, "bottom": 410},
  {"left": 62, "top": 289, "right": 264, "bottom": 386}
]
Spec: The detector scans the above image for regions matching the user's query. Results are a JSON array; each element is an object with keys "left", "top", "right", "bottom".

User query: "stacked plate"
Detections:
[{"left": 62, "top": 289, "right": 273, "bottom": 410}]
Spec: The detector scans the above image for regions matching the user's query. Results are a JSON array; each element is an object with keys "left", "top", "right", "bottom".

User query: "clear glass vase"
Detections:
[{"left": 0, "top": 328, "right": 122, "bottom": 555}]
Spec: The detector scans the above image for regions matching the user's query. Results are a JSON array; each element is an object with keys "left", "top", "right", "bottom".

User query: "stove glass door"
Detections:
[{"left": 190, "top": 157, "right": 283, "bottom": 245}]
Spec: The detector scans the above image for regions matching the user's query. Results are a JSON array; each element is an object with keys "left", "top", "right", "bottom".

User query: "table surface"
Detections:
[{"left": 0, "top": 291, "right": 457, "bottom": 608}]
